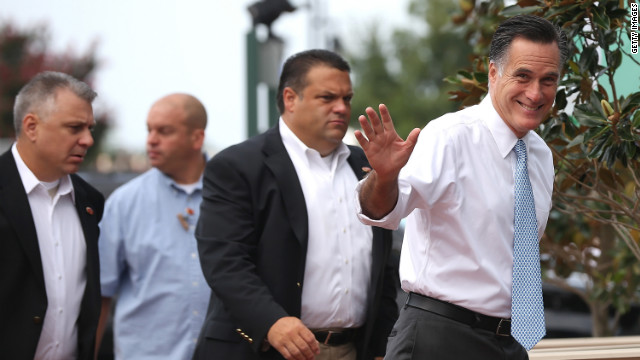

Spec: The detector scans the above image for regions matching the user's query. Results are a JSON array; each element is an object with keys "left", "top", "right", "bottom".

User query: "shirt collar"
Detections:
[
  {"left": 480, "top": 95, "right": 533, "bottom": 159},
  {"left": 279, "top": 118, "right": 350, "bottom": 167},
  {"left": 153, "top": 165, "right": 205, "bottom": 194},
  {"left": 12, "top": 143, "right": 75, "bottom": 202}
]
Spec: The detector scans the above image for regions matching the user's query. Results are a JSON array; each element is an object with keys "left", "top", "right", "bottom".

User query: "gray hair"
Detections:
[
  {"left": 489, "top": 14, "right": 569, "bottom": 75},
  {"left": 13, "top": 71, "right": 97, "bottom": 133}
]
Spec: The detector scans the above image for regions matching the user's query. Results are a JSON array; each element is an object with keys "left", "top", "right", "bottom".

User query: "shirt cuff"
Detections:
[{"left": 354, "top": 179, "right": 403, "bottom": 230}]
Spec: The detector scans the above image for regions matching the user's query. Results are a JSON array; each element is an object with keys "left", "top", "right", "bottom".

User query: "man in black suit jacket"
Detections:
[
  {"left": 194, "top": 49, "right": 398, "bottom": 360},
  {"left": 0, "top": 71, "right": 104, "bottom": 359}
]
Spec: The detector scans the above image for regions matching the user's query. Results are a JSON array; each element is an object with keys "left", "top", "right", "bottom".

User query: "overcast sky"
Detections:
[{"left": 1, "top": 0, "right": 411, "bottom": 154}]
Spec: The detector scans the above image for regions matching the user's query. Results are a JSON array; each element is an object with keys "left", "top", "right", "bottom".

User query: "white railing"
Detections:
[{"left": 529, "top": 336, "right": 640, "bottom": 359}]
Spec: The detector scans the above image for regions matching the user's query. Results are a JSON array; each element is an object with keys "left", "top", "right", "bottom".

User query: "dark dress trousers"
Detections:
[
  {"left": 0, "top": 149, "right": 104, "bottom": 359},
  {"left": 193, "top": 125, "right": 399, "bottom": 360}
]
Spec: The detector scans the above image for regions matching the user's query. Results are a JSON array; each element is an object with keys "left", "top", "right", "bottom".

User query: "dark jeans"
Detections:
[{"left": 384, "top": 305, "right": 529, "bottom": 360}]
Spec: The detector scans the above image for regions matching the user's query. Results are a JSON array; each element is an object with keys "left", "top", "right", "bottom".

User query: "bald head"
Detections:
[
  {"left": 151, "top": 93, "right": 207, "bottom": 130},
  {"left": 146, "top": 93, "right": 207, "bottom": 183}
]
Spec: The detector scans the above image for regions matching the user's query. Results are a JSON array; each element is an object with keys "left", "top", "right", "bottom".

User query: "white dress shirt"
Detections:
[
  {"left": 357, "top": 96, "right": 553, "bottom": 318},
  {"left": 12, "top": 144, "right": 86, "bottom": 360},
  {"left": 280, "top": 119, "right": 373, "bottom": 329}
]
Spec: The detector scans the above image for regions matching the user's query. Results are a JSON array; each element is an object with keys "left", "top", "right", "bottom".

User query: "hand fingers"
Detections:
[
  {"left": 365, "top": 106, "right": 384, "bottom": 134},
  {"left": 378, "top": 104, "right": 395, "bottom": 132},
  {"left": 406, "top": 128, "right": 421, "bottom": 149},
  {"left": 354, "top": 130, "right": 369, "bottom": 150},
  {"left": 289, "top": 326, "right": 319, "bottom": 359},
  {"left": 268, "top": 317, "right": 319, "bottom": 360},
  {"left": 300, "top": 327, "right": 319, "bottom": 355},
  {"left": 358, "top": 113, "right": 374, "bottom": 141},
  {"left": 282, "top": 336, "right": 318, "bottom": 360}
]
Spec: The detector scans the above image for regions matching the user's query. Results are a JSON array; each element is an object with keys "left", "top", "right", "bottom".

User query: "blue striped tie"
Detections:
[{"left": 511, "top": 139, "right": 546, "bottom": 350}]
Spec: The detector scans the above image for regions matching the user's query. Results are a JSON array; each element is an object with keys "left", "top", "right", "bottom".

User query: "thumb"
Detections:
[{"left": 405, "top": 128, "right": 421, "bottom": 149}]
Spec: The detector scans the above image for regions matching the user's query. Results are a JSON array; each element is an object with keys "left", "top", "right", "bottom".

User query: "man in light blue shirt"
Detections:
[{"left": 97, "top": 93, "right": 210, "bottom": 359}]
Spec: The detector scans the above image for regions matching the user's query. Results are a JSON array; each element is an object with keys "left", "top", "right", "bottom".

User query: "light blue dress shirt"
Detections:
[{"left": 99, "top": 167, "right": 210, "bottom": 360}]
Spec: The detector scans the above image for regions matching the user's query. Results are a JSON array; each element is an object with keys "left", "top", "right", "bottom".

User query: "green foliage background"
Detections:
[{"left": 347, "top": 0, "right": 473, "bottom": 136}]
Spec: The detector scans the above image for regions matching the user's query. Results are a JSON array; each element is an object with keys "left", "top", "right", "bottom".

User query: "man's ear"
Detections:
[
  {"left": 191, "top": 128, "right": 205, "bottom": 150},
  {"left": 22, "top": 114, "right": 39, "bottom": 142},
  {"left": 488, "top": 62, "right": 498, "bottom": 86},
  {"left": 282, "top": 87, "right": 298, "bottom": 113}
]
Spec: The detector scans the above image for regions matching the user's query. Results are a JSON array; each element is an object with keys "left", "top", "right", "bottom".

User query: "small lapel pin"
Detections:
[
  {"left": 362, "top": 167, "right": 372, "bottom": 173},
  {"left": 177, "top": 213, "right": 189, "bottom": 231},
  {"left": 86, "top": 207, "right": 94, "bottom": 215}
]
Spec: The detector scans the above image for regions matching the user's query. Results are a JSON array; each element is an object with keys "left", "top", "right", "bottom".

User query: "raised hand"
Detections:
[
  {"left": 355, "top": 104, "right": 420, "bottom": 180},
  {"left": 355, "top": 104, "right": 420, "bottom": 219},
  {"left": 267, "top": 317, "right": 319, "bottom": 360}
]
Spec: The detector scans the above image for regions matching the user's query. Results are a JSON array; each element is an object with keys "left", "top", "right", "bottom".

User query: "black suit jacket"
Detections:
[
  {"left": 194, "top": 125, "right": 399, "bottom": 360},
  {"left": 0, "top": 148, "right": 104, "bottom": 359}
]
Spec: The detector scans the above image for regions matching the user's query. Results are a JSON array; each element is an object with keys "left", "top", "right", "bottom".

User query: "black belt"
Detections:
[
  {"left": 313, "top": 329, "right": 357, "bottom": 346},
  {"left": 406, "top": 292, "right": 511, "bottom": 336}
]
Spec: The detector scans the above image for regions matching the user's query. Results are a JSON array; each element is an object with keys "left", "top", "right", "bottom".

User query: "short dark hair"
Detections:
[
  {"left": 14, "top": 71, "right": 97, "bottom": 133},
  {"left": 276, "top": 49, "right": 350, "bottom": 114},
  {"left": 489, "top": 14, "right": 569, "bottom": 73}
]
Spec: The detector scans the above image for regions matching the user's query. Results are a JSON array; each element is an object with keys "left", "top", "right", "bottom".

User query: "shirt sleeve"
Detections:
[
  {"left": 354, "top": 179, "right": 405, "bottom": 230},
  {"left": 98, "top": 191, "right": 127, "bottom": 297},
  {"left": 356, "top": 124, "right": 457, "bottom": 229}
]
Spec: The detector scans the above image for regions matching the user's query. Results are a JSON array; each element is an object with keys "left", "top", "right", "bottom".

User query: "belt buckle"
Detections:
[{"left": 496, "top": 319, "right": 511, "bottom": 337}]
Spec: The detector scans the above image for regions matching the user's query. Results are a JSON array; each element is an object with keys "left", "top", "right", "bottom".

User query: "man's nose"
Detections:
[
  {"left": 333, "top": 99, "right": 350, "bottom": 114},
  {"left": 526, "top": 82, "right": 543, "bottom": 103},
  {"left": 79, "top": 129, "right": 94, "bottom": 147},
  {"left": 147, "top": 131, "right": 158, "bottom": 145}
]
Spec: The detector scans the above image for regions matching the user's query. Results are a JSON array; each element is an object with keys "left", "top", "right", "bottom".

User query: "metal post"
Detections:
[
  {"left": 268, "top": 86, "right": 279, "bottom": 128},
  {"left": 246, "top": 29, "right": 259, "bottom": 138}
]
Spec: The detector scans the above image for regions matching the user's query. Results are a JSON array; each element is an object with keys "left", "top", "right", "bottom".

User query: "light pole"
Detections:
[{"left": 245, "top": 0, "right": 296, "bottom": 137}]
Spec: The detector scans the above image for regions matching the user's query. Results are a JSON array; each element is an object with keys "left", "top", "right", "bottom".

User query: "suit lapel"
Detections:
[
  {"left": 262, "top": 126, "right": 309, "bottom": 246},
  {"left": 71, "top": 175, "right": 101, "bottom": 333},
  {"left": 0, "top": 150, "right": 45, "bottom": 290},
  {"left": 346, "top": 145, "right": 372, "bottom": 181},
  {"left": 71, "top": 176, "right": 100, "bottom": 246},
  {"left": 345, "top": 146, "right": 386, "bottom": 298}
]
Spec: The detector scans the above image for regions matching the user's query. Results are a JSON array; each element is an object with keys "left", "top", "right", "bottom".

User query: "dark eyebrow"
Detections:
[
  {"left": 318, "top": 90, "right": 354, "bottom": 98},
  {"left": 514, "top": 67, "right": 559, "bottom": 78},
  {"left": 545, "top": 71, "right": 560, "bottom": 79},
  {"left": 513, "top": 68, "right": 532, "bottom": 74}
]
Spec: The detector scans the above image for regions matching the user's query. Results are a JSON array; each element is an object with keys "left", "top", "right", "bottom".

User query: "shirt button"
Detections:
[
  {"left": 193, "top": 310, "right": 199, "bottom": 316},
  {"left": 192, "top": 282, "right": 199, "bottom": 287},
  {"left": 345, "top": 289, "right": 349, "bottom": 294},
  {"left": 191, "top": 253, "right": 197, "bottom": 259},
  {"left": 343, "top": 228, "right": 346, "bottom": 233}
]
